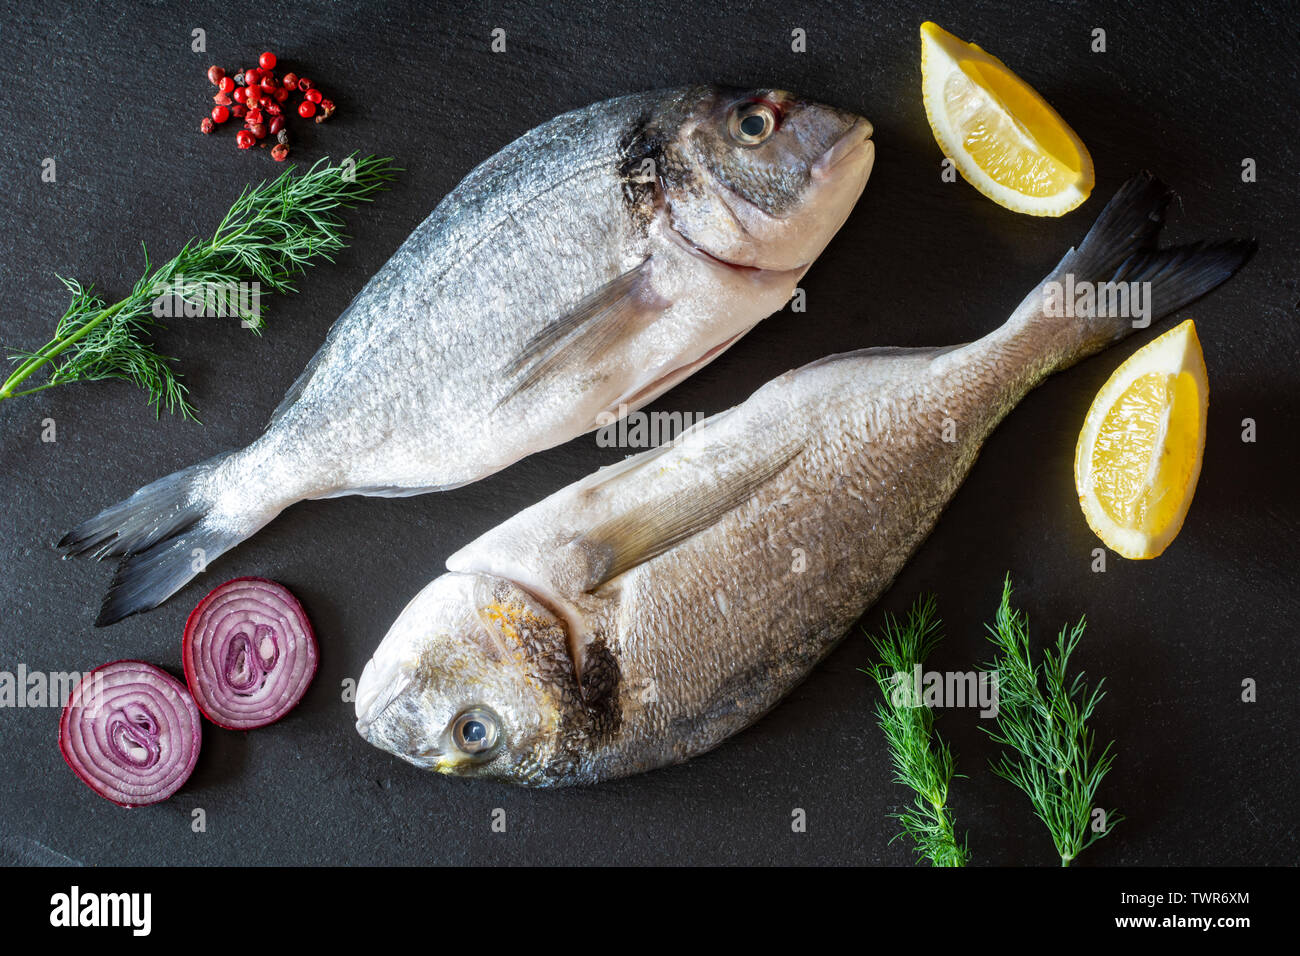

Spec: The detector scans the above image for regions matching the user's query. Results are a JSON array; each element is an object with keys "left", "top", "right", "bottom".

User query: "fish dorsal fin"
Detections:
[
  {"left": 573, "top": 440, "right": 803, "bottom": 591},
  {"left": 496, "top": 257, "right": 663, "bottom": 408}
]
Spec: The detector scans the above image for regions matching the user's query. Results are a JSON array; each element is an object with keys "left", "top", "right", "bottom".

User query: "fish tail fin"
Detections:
[
  {"left": 1014, "top": 171, "right": 1256, "bottom": 373},
  {"left": 58, "top": 449, "right": 284, "bottom": 626}
]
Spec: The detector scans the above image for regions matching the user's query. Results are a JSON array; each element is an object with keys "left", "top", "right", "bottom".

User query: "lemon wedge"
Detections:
[
  {"left": 1074, "top": 320, "right": 1209, "bottom": 559},
  {"left": 920, "top": 21, "right": 1094, "bottom": 216}
]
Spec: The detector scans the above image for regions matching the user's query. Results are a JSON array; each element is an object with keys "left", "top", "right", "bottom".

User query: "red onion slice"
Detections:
[
  {"left": 182, "top": 577, "right": 317, "bottom": 730},
  {"left": 59, "top": 660, "right": 202, "bottom": 807}
]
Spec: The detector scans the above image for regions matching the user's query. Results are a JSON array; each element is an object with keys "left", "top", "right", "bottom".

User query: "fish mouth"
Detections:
[
  {"left": 355, "top": 667, "right": 445, "bottom": 770},
  {"left": 355, "top": 654, "right": 411, "bottom": 740},
  {"left": 811, "top": 118, "right": 874, "bottom": 181}
]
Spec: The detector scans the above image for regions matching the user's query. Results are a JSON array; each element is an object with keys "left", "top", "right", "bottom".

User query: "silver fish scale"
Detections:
[
  {"left": 609, "top": 357, "right": 977, "bottom": 775},
  {"left": 249, "top": 95, "right": 663, "bottom": 498}
]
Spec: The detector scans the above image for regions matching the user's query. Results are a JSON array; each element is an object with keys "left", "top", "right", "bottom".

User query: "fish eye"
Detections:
[
  {"left": 728, "top": 102, "right": 778, "bottom": 146},
  {"left": 451, "top": 707, "right": 500, "bottom": 755}
]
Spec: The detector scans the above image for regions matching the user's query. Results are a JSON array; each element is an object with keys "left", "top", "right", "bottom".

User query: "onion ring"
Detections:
[
  {"left": 182, "top": 577, "right": 317, "bottom": 730},
  {"left": 59, "top": 660, "right": 202, "bottom": 807}
]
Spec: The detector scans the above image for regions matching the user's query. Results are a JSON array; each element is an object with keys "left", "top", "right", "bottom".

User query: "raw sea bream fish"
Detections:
[
  {"left": 355, "top": 174, "right": 1253, "bottom": 787},
  {"left": 60, "top": 86, "right": 875, "bottom": 625}
]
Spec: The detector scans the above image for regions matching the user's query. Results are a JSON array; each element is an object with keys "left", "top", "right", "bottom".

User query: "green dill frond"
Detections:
[
  {"left": 982, "top": 575, "right": 1123, "bottom": 866},
  {"left": 1, "top": 154, "right": 398, "bottom": 418},
  {"left": 863, "top": 596, "right": 969, "bottom": 867}
]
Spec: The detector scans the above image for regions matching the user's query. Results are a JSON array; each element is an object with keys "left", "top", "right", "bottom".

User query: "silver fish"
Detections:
[
  {"left": 354, "top": 174, "right": 1253, "bottom": 787},
  {"left": 61, "top": 87, "right": 874, "bottom": 625}
]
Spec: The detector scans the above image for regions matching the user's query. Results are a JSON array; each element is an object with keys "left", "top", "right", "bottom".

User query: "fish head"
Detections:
[
  {"left": 655, "top": 86, "right": 874, "bottom": 271},
  {"left": 355, "top": 572, "right": 585, "bottom": 786}
]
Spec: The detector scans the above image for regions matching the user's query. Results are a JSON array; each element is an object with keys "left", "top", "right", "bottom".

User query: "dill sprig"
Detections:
[
  {"left": 864, "top": 596, "right": 969, "bottom": 867},
  {"left": 982, "top": 576, "right": 1123, "bottom": 866},
  {"left": 1, "top": 154, "right": 398, "bottom": 420}
]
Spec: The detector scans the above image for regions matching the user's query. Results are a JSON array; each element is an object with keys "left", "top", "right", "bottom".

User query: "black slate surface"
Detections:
[{"left": 0, "top": 0, "right": 1296, "bottom": 867}]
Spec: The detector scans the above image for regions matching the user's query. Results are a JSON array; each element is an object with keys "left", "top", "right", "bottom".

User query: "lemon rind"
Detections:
[
  {"left": 1074, "top": 320, "right": 1209, "bottom": 559},
  {"left": 920, "top": 21, "right": 1095, "bottom": 217}
]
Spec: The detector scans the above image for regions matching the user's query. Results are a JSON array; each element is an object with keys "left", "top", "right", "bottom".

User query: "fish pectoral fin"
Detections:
[
  {"left": 573, "top": 406, "right": 737, "bottom": 499},
  {"left": 573, "top": 441, "right": 803, "bottom": 591},
  {"left": 496, "top": 257, "right": 663, "bottom": 408}
]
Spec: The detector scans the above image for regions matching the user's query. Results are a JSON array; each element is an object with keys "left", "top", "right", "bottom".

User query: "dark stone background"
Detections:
[{"left": 0, "top": 0, "right": 1295, "bottom": 866}]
